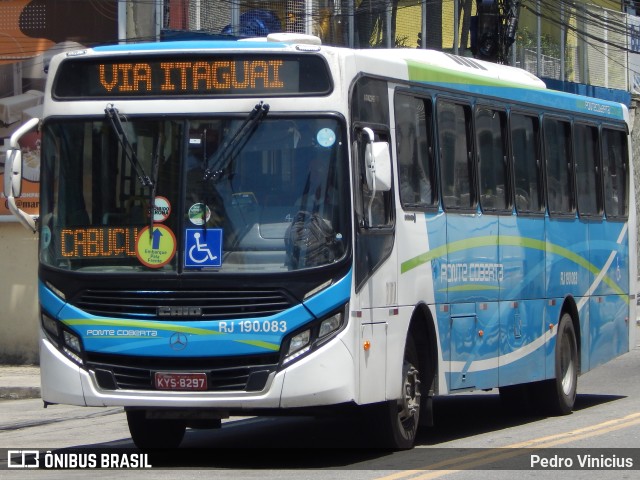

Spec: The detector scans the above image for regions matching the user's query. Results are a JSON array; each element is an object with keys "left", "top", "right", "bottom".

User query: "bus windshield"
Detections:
[{"left": 39, "top": 115, "right": 349, "bottom": 273}]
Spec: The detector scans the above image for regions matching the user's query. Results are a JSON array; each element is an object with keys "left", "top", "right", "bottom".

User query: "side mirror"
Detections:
[
  {"left": 3, "top": 148, "right": 23, "bottom": 198},
  {"left": 3, "top": 117, "right": 39, "bottom": 232},
  {"left": 362, "top": 127, "right": 391, "bottom": 193}
]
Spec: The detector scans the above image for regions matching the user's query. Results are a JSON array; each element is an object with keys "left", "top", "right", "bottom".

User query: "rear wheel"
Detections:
[
  {"left": 126, "top": 410, "right": 187, "bottom": 449},
  {"left": 537, "top": 313, "right": 578, "bottom": 415}
]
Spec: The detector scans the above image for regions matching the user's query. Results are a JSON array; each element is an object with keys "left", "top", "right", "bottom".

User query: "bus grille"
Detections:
[
  {"left": 86, "top": 352, "right": 280, "bottom": 392},
  {"left": 72, "top": 288, "right": 295, "bottom": 320}
]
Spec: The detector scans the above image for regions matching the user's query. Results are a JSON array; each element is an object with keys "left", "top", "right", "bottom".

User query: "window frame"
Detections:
[
  {"left": 572, "top": 121, "right": 603, "bottom": 219},
  {"left": 509, "top": 110, "right": 545, "bottom": 216},
  {"left": 435, "top": 97, "right": 476, "bottom": 213},
  {"left": 393, "top": 90, "right": 438, "bottom": 212},
  {"left": 543, "top": 115, "right": 576, "bottom": 218},
  {"left": 601, "top": 126, "right": 629, "bottom": 221},
  {"left": 474, "top": 104, "right": 511, "bottom": 214}
]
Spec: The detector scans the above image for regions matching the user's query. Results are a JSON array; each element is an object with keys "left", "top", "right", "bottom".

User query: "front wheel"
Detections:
[
  {"left": 369, "top": 336, "right": 422, "bottom": 449},
  {"left": 126, "top": 410, "right": 187, "bottom": 449}
]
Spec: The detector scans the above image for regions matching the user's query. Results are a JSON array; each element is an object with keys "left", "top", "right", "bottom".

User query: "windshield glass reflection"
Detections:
[{"left": 39, "top": 116, "right": 349, "bottom": 273}]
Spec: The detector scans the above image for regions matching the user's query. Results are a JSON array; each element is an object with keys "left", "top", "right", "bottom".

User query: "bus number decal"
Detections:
[
  {"left": 218, "top": 320, "right": 287, "bottom": 334},
  {"left": 560, "top": 271, "right": 579, "bottom": 285}
]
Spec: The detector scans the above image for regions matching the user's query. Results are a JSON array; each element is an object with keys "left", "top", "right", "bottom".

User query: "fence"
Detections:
[{"left": 162, "top": 0, "right": 629, "bottom": 90}]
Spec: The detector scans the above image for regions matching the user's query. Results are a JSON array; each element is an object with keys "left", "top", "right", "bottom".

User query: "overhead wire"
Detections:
[
  {"left": 0, "top": 0, "right": 639, "bottom": 83},
  {"left": 521, "top": 0, "right": 637, "bottom": 81},
  {"left": 0, "top": 0, "right": 632, "bottom": 51}
]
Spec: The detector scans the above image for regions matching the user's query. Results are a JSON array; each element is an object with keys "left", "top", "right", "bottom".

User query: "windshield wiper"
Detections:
[
  {"left": 148, "top": 131, "right": 163, "bottom": 237},
  {"left": 106, "top": 104, "right": 160, "bottom": 237},
  {"left": 105, "top": 104, "right": 154, "bottom": 189},
  {"left": 202, "top": 101, "right": 269, "bottom": 182}
]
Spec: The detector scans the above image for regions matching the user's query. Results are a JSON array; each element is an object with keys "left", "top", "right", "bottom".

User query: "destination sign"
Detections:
[
  {"left": 58, "top": 227, "right": 140, "bottom": 259},
  {"left": 53, "top": 54, "right": 332, "bottom": 98}
]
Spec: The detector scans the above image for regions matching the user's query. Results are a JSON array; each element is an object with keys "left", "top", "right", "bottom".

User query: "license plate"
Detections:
[{"left": 154, "top": 372, "right": 208, "bottom": 391}]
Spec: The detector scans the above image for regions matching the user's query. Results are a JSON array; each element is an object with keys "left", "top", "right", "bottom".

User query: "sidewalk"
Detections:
[{"left": 0, "top": 365, "right": 41, "bottom": 400}]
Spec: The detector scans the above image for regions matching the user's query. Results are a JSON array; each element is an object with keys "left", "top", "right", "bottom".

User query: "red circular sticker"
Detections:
[{"left": 152, "top": 196, "right": 171, "bottom": 223}]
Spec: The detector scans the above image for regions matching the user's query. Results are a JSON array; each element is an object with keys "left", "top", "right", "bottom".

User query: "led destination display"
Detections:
[
  {"left": 53, "top": 54, "right": 332, "bottom": 98},
  {"left": 58, "top": 227, "right": 140, "bottom": 259}
]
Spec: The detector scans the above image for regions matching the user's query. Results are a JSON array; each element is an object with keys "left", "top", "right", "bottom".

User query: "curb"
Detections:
[{"left": 0, "top": 386, "right": 41, "bottom": 401}]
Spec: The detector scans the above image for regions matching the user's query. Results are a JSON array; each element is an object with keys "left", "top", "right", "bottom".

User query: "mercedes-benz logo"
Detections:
[{"left": 169, "top": 332, "right": 188, "bottom": 351}]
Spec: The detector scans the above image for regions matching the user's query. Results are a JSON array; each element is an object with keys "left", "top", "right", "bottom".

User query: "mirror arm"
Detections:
[
  {"left": 9, "top": 118, "right": 39, "bottom": 149},
  {"left": 362, "top": 127, "right": 375, "bottom": 144},
  {"left": 7, "top": 197, "right": 37, "bottom": 233}
]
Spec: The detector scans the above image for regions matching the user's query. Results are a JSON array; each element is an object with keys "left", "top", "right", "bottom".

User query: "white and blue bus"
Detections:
[{"left": 4, "top": 34, "right": 636, "bottom": 449}]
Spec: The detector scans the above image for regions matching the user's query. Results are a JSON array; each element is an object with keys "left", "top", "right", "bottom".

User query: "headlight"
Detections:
[
  {"left": 41, "top": 313, "right": 60, "bottom": 345},
  {"left": 41, "top": 311, "right": 84, "bottom": 365},
  {"left": 287, "top": 330, "right": 311, "bottom": 356},
  {"left": 283, "top": 330, "right": 312, "bottom": 364},
  {"left": 62, "top": 329, "right": 84, "bottom": 365},
  {"left": 281, "top": 304, "right": 347, "bottom": 366},
  {"left": 63, "top": 330, "right": 82, "bottom": 354},
  {"left": 318, "top": 312, "right": 341, "bottom": 339}
]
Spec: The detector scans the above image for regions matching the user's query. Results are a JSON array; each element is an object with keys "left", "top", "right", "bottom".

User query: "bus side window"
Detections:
[
  {"left": 573, "top": 123, "right": 600, "bottom": 217},
  {"left": 602, "top": 128, "right": 629, "bottom": 219},
  {"left": 394, "top": 93, "right": 435, "bottom": 209},
  {"left": 475, "top": 107, "right": 508, "bottom": 211},
  {"left": 544, "top": 117, "right": 574, "bottom": 216},
  {"left": 511, "top": 113, "right": 543, "bottom": 213},
  {"left": 437, "top": 101, "right": 474, "bottom": 210}
]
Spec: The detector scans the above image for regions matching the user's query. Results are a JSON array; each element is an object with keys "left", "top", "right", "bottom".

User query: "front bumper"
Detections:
[{"left": 40, "top": 328, "right": 356, "bottom": 410}]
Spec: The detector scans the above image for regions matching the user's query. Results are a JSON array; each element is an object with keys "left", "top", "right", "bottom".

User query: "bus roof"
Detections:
[
  {"left": 352, "top": 48, "right": 626, "bottom": 121},
  {"left": 61, "top": 40, "right": 627, "bottom": 122},
  {"left": 93, "top": 40, "right": 292, "bottom": 52}
]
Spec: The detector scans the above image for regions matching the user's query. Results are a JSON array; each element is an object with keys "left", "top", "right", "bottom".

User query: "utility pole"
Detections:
[{"left": 473, "top": 0, "right": 521, "bottom": 64}]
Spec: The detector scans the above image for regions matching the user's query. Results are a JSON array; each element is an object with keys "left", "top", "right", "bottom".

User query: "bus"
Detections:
[{"left": 3, "top": 33, "right": 636, "bottom": 450}]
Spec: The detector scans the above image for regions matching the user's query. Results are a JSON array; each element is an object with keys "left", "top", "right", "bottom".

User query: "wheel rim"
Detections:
[
  {"left": 559, "top": 332, "right": 575, "bottom": 396},
  {"left": 398, "top": 362, "right": 421, "bottom": 425}
]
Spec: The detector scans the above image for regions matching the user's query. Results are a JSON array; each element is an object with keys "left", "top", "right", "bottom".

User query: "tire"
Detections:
[
  {"left": 126, "top": 410, "right": 187, "bottom": 449},
  {"left": 370, "top": 336, "right": 422, "bottom": 449},
  {"left": 537, "top": 313, "right": 578, "bottom": 415}
]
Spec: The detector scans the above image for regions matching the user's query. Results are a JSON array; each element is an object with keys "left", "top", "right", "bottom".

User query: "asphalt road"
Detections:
[{"left": 1, "top": 328, "right": 640, "bottom": 479}]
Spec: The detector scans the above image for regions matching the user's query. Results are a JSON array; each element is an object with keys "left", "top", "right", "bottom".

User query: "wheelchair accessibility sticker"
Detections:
[{"left": 185, "top": 229, "right": 222, "bottom": 267}]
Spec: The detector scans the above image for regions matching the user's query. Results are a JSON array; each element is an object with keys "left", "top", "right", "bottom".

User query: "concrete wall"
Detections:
[{"left": 0, "top": 221, "right": 39, "bottom": 364}]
